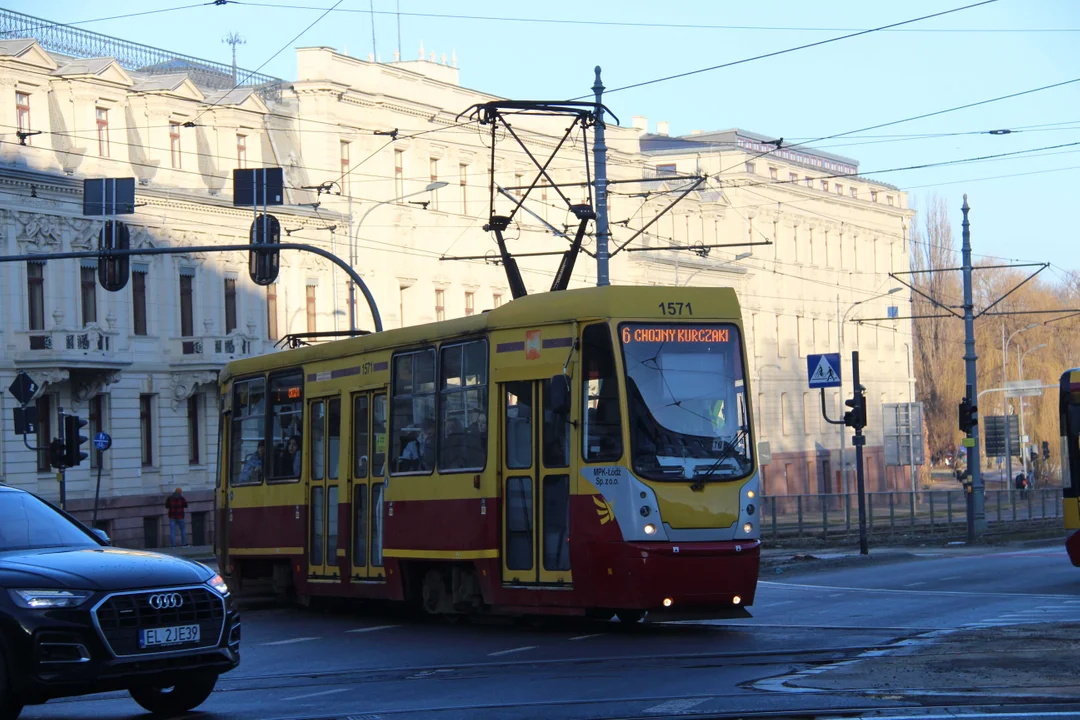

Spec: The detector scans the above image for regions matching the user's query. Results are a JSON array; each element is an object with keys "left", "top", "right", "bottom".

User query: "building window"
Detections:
[
  {"left": 15, "top": 91, "right": 30, "bottom": 142},
  {"left": 459, "top": 163, "right": 468, "bottom": 214},
  {"left": 464, "top": 291, "right": 474, "bottom": 317},
  {"left": 188, "top": 394, "right": 201, "bottom": 465},
  {"left": 236, "top": 134, "right": 247, "bottom": 168},
  {"left": 267, "top": 283, "right": 278, "bottom": 340},
  {"left": 769, "top": 167, "right": 778, "bottom": 180},
  {"left": 224, "top": 278, "right": 237, "bottom": 334},
  {"left": 179, "top": 271, "right": 194, "bottom": 337},
  {"left": 80, "top": 264, "right": 97, "bottom": 326},
  {"left": 821, "top": 180, "right": 829, "bottom": 192},
  {"left": 835, "top": 184, "right": 843, "bottom": 195},
  {"left": 169, "top": 121, "right": 181, "bottom": 169},
  {"left": 435, "top": 288, "right": 445, "bottom": 322},
  {"left": 871, "top": 190, "right": 879, "bottom": 202},
  {"left": 656, "top": 163, "right": 677, "bottom": 176},
  {"left": 394, "top": 149, "right": 404, "bottom": 197},
  {"left": 512, "top": 172, "right": 524, "bottom": 197},
  {"left": 36, "top": 394, "right": 51, "bottom": 472},
  {"left": 780, "top": 393, "right": 790, "bottom": 436},
  {"left": 340, "top": 140, "right": 350, "bottom": 195},
  {"left": 745, "top": 162, "right": 756, "bottom": 175},
  {"left": 850, "top": 187, "right": 858, "bottom": 199},
  {"left": 140, "top": 394, "right": 154, "bottom": 467},
  {"left": 429, "top": 157, "right": 439, "bottom": 210},
  {"left": 306, "top": 283, "right": 317, "bottom": 333},
  {"left": 887, "top": 195, "right": 895, "bottom": 206},
  {"left": 492, "top": 292, "right": 503, "bottom": 308},
  {"left": 132, "top": 268, "right": 148, "bottom": 335},
  {"left": 789, "top": 172, "right": 798, "bottom": 183},
  {"left": 804, "top": 176, "right": 812, "bottom": 187},
  {"left": 96, "top": 107, "right": 109, "bottom": 157},
  {"left": 89, "top": 394, "right": 105, "bottom": 470},
  {"left": 27, "top": 261, "right": 44, "bottom": 330}
]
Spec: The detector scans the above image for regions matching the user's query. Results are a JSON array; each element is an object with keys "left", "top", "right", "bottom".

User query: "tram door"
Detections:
[
  {"left": 307, "top": 396, "right": 342, "bottom": 579},
  {"left": 499, "top": 379, "right": 573, "bottom": 586},
  {"left": 349, "top": 392, "right": 387, "bottom": 581}
]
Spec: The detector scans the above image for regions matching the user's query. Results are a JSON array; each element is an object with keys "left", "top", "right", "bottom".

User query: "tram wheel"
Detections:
[{"left": 616, "top": 610, "right": 645, "bottom": 624}]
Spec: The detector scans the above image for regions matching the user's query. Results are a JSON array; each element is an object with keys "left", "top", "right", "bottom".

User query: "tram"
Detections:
[
  {"left": 215, "top": 285, "right": 760, "bottom": 620},
  {"left": 1061, "top": 368, "right": 1080, "bottom": 565}
]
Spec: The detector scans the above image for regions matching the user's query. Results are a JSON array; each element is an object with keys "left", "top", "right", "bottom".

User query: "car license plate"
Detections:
[{"left": 139, "top": 624, "right": 200, "bottom": 648}]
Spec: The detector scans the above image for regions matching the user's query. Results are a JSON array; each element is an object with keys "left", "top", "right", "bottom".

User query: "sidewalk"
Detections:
[{"left": 154, "top": 544, "right": 216, "bottom": 564}]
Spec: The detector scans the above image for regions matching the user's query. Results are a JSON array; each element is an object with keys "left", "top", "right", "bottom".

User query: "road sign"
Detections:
[
  {"left": 962, "top": 437, "right": 976, "bottom": 448},
  {"left": 807, "top": 353, "right": 842, "bottom": 388},
  {"left": 93, "top": 432, "right": 112, "bottom": 452},
  {"left": 83, "top": 177, "right": 136, "bottom": 215},
  {"left": 233, "top": 168, "right": 284, "bottom": 206},
  {"left": 13, "top": 405, "right": 38, "bottom": 435},
  {"left": 7, "top": 371, "right": 38, "bottom": 406},
  {"left": 1005, "top": 379, "right": 1045, "bottom": 398},
  {"left": 882, "top": 402, "right": 925, "bottom": 466},
  {"left": 983, "top": 415, "right": 1020, "bottom": 457}
]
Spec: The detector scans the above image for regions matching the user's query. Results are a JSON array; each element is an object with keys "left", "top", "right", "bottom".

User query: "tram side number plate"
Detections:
[{"left": 140, "top": 624, "right": 200, "bottom": 648}]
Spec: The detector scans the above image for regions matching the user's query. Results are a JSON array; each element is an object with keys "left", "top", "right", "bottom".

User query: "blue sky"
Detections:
[{"left": 10, "top": 0, "right": 1080, "bottom": 272}]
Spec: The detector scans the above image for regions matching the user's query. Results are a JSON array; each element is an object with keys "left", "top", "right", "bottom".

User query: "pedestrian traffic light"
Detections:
[
  {"left": 63, "top": 414, "right": 89, "bottom": 467},
  {"left": 249, "top": 213, "right": 280, "bottom": 286},
  {"left": 844, "top": 393, "right": 866, "bottom": 429},
  {"left": 98, "top": 220, "right": 130, "bottom": 292},
  {"left": 958, "top": 397, "right": 978, "bottom": 433},
  {"left": 1043, "top": 440, "right": 1051, "bottom": 460},
  {"left": 48, "top": 438, "right": 66, "bottom": 470}
]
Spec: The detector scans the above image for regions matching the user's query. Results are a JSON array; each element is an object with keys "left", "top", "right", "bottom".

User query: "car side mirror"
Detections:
[
  {"left": 550, "top": 375, "right": 571, "bottom": 414},
  {"left": 92, "top": 528, "right": 111, "bottom": 545}
]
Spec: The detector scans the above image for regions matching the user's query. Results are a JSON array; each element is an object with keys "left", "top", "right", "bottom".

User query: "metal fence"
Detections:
[{"left": 759, "top": 488, "right": 1062, "bottom": 542}]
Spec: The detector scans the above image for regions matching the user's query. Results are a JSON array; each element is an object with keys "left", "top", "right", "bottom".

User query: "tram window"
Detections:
[
  {"left": 310, "top": 486, "right": 324, "bottom": 567},
  {"left": 328, "top": 398, "right": 340, "bottom": 480},
  {"left": 542, "top": 474, "right": 571, "bottom": 571},
  {"left": 373, "top": 394, "right": 387, "bottom": 477},
  {"left": 581, "top": 324, "right": 623, "bottom": 462},
  {"left": 268, "top": 372, "right": 304, "bottom": 480},
  {"left": 231, "top": 378, "right": 266, "bottom": 486},
  {"left": 371, "top": 482, "right": 384, "bottom": 567},
  {"left": 505, "top": 476, "right": 533, "bottom": 571},
  {"left": 311, "top": 401, "right": 325, "bottom": 481},
  {"left": 543, "top": 379, "right": 570, "bottom": 469},
  {"left": 327, "top": 485, "right": 339, "bottom": 561},
  {"left": 391, "top": 349, "right": 436, "bottom": 474},
  {"left": 353, "top": 484, "right": 367, "bottom": 566},
  {"left": 353, "top": 395, "right": 370, "bottom": 477},
  {"left": 439, "top": 339, "right": 488, "bottom": 472},
  {"left": 505, "top": 382, "right": 532, "bottom": 469}
]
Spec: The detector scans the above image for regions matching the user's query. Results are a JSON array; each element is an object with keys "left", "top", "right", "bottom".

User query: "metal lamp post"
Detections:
[
  {"left": 1017, "top": 342, "right": 1047, "bottom": 480},
  {"left": 348, "top": 181, "right": 448, "bottom": 331},
  {"left": 1003, "top": 323, "right": 1038, "bottom": 486}
]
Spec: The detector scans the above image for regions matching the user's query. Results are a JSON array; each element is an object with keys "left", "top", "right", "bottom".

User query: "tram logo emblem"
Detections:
[
  {"left": 593, "top": 495, "right": 614, "bottom": 525},
  {"left": 525, "top": 330, "right": 541, "bottom": 360}
]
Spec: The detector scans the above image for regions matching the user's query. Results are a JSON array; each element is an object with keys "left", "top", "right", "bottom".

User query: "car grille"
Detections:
[{"left": 93, "top": 587, "right": 225, "bottom": 657}]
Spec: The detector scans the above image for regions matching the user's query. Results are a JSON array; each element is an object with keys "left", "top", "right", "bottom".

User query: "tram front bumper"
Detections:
[{"left": 601, "top": 539, "right": 760, "bottom": 615}]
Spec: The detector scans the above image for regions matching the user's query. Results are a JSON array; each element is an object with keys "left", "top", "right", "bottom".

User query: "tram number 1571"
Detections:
[{"left": 659, "top": 302, "right": 693, "bottom": 316}]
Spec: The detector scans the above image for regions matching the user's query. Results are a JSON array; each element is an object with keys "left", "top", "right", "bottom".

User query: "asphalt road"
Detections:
[{"left": 22, "top": 541, "right": 1080, "bottom": 720}]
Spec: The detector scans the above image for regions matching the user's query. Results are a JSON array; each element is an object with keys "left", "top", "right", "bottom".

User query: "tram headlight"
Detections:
[
  {"left": 644, "top": 523, "right": 656, "bottom": 535},
  {"left": 733, "top": 595, "right": 742, "bottom": 605},
  {"left": 743, "top": 522, "right": 753, "bottom": 534},
  {"left": 747, "top": 490, "right": 755, "bottom": 499},
  {"left": 663, "top": 598, "right": 673, "bottom": 607}
]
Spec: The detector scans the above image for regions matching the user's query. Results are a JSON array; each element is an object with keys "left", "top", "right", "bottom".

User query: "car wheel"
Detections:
[
  {"left": 0, "top": 651, "right": 23, "bottom": 720},
  {"left": 128, "top": 673, "right": 218, "bottom": 716}
]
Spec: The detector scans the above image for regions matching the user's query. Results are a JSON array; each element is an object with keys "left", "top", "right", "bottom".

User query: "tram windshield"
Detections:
[{"left": 620, "top": 323, "right": 752, "bottom": 482}]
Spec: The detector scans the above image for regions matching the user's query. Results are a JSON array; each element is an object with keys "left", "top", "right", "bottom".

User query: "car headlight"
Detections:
[
  {"left": 207, "top": 574, "right": 229, "bottom": 596},
  {"left": 10, "top": 589, "right": 92, "bottom": 609}
]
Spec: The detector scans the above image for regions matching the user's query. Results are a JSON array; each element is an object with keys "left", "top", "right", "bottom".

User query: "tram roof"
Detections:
[{"left": 220, "top": 284, "right": 741, "bottom": 384}]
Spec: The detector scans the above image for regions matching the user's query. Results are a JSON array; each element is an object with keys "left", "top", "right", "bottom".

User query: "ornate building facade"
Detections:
[{"left": 0, "top": 22, "right": 915, "bottom": 547}]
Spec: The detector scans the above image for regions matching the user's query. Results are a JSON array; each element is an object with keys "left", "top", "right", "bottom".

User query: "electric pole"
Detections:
[
  {"left": 961, "top": 194, "right": 986, "bottom": 537},
  {"left": 223, "top": 32, "right": 245, "bottom": 83},
  {"left": 592, "top": 66, "right": 610, "bottom": 286}
]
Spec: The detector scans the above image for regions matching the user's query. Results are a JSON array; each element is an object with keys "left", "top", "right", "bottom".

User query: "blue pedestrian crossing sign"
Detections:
[{"left": 807, "top": 353, "right": 842, "bottom": 388}]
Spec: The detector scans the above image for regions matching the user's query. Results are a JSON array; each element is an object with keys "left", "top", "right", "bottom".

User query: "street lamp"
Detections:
[
  {"left": 1002, "top": 322, "right": 1038, "bottom": 484},
  {"left": 680, "top": 252, "right": 751, "bottom": 286},
  {"left": 1017, "top": 342, "right": 1047, "bottom": 480},
  {"left": 348, "top": 181, "right": 448, "bottom": 331},
  {"left": 836, "top": 287, "right": 903, "bottom": 498}
]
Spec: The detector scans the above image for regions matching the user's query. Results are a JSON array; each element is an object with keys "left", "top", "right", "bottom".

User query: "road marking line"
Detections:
[
  {"left": 281, "top": 687, "right": 350, "bottom": 702},
  {"left": 261, "top": 637, "right": 319, "bottom": 646},
  {"left": 826, "top": 593, "right": 844, "bottom": 598},
  {"left": 940, "top": 576, "right": 963, "bottom": 581},
  {"left": 569, "top": 634, "right": 601, "bottom": 641},
  {"left": 761, "top": 599, "right": 796, "bottom": 607},
  {"left": 760, "top": 580, "right": 1078, "bottom": 600},
  {"left": 488, "top": 645, "right": 536, "bottom": 656},
  {"left": 904, "top": 581, "right": 927, "bottom": 587},
  {"left": 346, "top": 625, "right": 399, "bottom": 633},
  {"left": 643, "top": 698, "right": 709, "bottom": 714}
]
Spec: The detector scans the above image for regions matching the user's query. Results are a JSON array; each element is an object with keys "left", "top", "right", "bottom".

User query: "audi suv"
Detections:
[{"left": 0, "top": 483, "right": 240, "bottom": 719}]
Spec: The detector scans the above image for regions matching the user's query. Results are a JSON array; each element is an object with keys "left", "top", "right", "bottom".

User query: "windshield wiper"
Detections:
[{"left": 689, "top": 427, "right": 747, "bottom": 492}]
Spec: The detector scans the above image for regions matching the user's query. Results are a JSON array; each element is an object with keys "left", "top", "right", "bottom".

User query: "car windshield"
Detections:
[
  {"left": 0, "top": 491, "right": 100, "bottom": 551},
  {"left": 620, "top": 323, "right": 752, "bottom": 482}
]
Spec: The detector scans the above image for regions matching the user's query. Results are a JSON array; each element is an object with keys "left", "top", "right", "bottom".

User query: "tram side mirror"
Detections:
[{"left": 550, "top": 375, "right": 571, "bottom": 414}]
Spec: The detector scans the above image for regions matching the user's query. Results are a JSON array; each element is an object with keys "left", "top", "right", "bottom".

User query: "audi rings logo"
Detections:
[{"left": 148, "top": 593, "right": 184, "bottom": 610}]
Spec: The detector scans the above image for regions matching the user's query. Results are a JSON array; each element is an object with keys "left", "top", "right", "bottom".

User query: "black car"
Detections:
[{"left": 0, "top": 484, "right": 240, "bottom": 719}]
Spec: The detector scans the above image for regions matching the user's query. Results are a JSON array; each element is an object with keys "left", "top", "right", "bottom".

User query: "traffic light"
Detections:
[
  {"left": 249, "top": 213, "right": 281, "bottom": 286},
  {"left": 98, "top": 220, "right": 130, "bottom": 292},
  {"left": 48, "top": 438, "right": 66, "bottom": 470},
  {"left": 958, "top": 397, "right": 978, "bottom": 434},
  {"left": 1043, "top": 440, "right": 1051, "bottom": 460},
  {"left": 63, "top": 414, "right": 89, "bottom": 467},
  {"left": 844, "top": 392, "right": 866, "bottom": 429}
]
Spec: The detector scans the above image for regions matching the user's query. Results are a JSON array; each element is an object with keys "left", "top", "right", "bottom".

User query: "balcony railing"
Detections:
[
  {"left": 14, "top": 327, "right": 130, "bottom": 366},
  {"left": 169, "top": 334, "right": 256, "bottom": 366}
]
